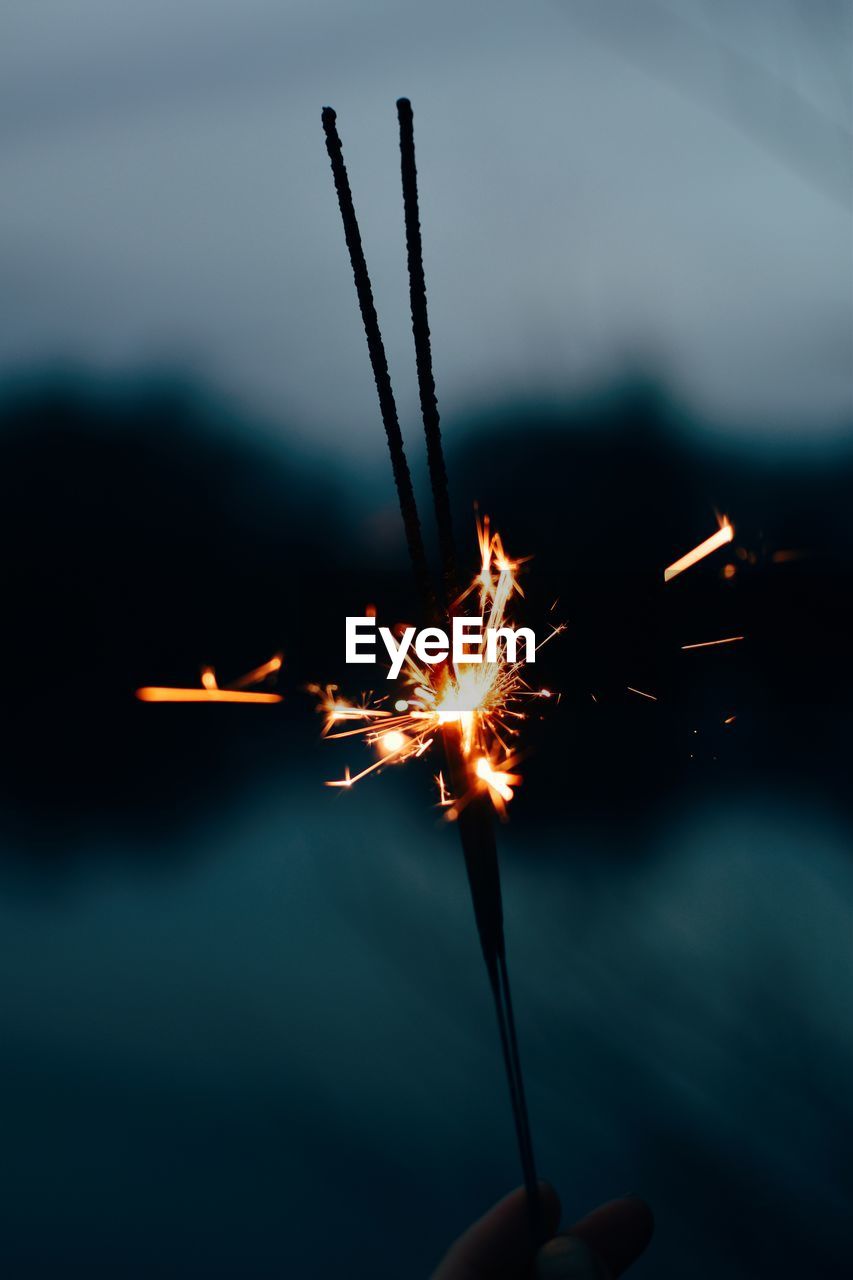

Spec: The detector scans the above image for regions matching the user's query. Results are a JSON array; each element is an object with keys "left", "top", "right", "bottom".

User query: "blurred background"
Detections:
[{"left": 1, "top": 2, "right": 851, "bottom": 1276}]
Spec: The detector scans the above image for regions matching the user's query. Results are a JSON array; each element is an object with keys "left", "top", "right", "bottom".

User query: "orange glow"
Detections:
[
  {"left": 724, "top": 715, "right": 737, "bottom": 724},
  {"left": 627, "top": 686, "right": 657, "bottom": 701},
  {"left": 681, "top": 635, "right": 744, "bottom": 650},
  {"left": 771, "top": 549, "right": 805, "bottom": 564},
  {"left": 136, "top": 688, "right": 282, "bottom": 703},
  {"left": 664, "top": 518, "right": 734, "bottom": 582},
  {"left": 436, "top": 771, "right": 453, "bottom": 806},
  {"left": 137, "top": 652, "right": 283, "bottom": 704},
  {"left": 314, "top": 517, "right": 559, "bottom": 814},
  {"left": 230, "top": 653, "right": 283, "bottom": 689},
  {"left": 475, "top": 755, "right": 521, "bottom": 813},
  {"left": 379, "top": 730, "right": 408, "bottom": 755}
]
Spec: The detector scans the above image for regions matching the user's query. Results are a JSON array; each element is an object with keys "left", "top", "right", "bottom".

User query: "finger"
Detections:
[
  {"left": 565, "top": 1195, "right": 654, "bottom": 1278},
  {"left": 433, "top": 1181, "right": 561, "bottom": 1279},
  {"left": 537, "top": 1234, "right": 609, "bottom": 1279}
]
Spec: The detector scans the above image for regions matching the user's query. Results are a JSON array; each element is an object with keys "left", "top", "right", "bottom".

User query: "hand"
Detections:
[{"left": 432, "top": 1183, "right": 653, "bottom": 1279}]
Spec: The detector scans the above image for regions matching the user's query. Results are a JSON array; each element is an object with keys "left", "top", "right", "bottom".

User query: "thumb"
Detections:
[{"left": 537, "top": 1235, "right": 610, "bottom": 1280}]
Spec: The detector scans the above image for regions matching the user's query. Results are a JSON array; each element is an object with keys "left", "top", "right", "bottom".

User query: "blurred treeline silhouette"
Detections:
[{"left": 1, "top": 371, "right": 851, "bottom": 855}]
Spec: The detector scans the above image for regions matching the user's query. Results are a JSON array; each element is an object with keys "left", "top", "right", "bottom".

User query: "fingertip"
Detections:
[
  {"left": 434, "top": 1182, "right": 562, "bottom": 1278},
  {"left": 622, "top": 1194, "right": 654, "bottom": 1244},
  {"left": 569, "top": 1195, "right": 654, "bottom": 1277},
  {"left": 537, "top": 1234, "right": 608, "bottom": 1279}
]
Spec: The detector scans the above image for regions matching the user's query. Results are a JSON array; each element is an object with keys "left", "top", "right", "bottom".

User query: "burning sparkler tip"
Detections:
[{"left": 312, "top": 516, "right": 561, "bottom": 814}]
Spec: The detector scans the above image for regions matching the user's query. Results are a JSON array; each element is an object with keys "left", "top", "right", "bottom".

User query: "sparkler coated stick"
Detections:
[
  {"left": 321, "top": 107, "right": 435, "bottom": 622},
  {"left": 322, "top": 101, "right": 543, "bottom": 1247},
  {"left": 396, "top": 98, "right": 457, "bottom": 606}
]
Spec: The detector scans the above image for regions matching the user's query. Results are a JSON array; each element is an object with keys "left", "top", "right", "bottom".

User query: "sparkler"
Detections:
[
  {"left": 320, "top": 99, "right": 747, "bottom": 1246},
  {"left": 134, "top": 97, "right": 744, "bottom": 1258},
  {"left": 322, "top": 100, "right": 548, "bottom": 1243}
]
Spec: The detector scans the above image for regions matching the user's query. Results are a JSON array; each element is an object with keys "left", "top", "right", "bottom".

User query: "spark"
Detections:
[
  {"left": 136, "top": 688, "right": 282, "bottom": 703},
  {"left": 627, "top": 686, "right": 657, "bottom": 701},
  {"left": 664, "top": 517, "right": 734, "bottom": 582},
  {"left": 475, "top": 755, "right": 522, "bottom": 815},
  {"left": 314, "top": 518, "right": 559, "bottom": 814},
  {"left": 136, "top": 653, "right": 283, "bottom": 703},
  {"left": 724, "top": 715, "right": 737, "bottom": 725},
  {"left": 306, "top": 683, "right": 391, "bottom": 735},
  {"left": 230, "top": 653, "right": 283, "bottom": 689},
  {"left": 681, "top": 635, "right": 744, "bottom": 650},
  {"left": 771, "top": 549, "right": 806, "bottom": 564},
  {"left": 435, "top": 771, "right": 453, "bottom": 806}
]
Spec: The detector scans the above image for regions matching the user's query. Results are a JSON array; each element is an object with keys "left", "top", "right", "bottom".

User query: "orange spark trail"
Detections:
[
  {"left": 664, "top": 519, "right": 733, "bottom": 582},
  {"left": 627, "top": 686, "right": 658, "bottom": 701},
  {"left": 230, "top": 653, "right": 283, "bottom": 688},
  {"left": 681, "top": 635, "right": 744, "bottom": 650},
  {"left": 137, "top": 652, "right": 284, "bottom": 703},
  {"left": 136, "top": 688, "right": 282, "bottom": 703}
]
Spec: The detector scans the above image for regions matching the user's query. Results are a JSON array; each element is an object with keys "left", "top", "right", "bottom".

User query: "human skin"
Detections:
[{"left": 432, "top": 1183, "right": 654, "bottom": 1279}]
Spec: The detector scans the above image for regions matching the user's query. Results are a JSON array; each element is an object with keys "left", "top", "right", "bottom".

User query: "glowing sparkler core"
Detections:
[
  {"left": 664, "top": 518, "right": 734, "bottom": 582},
  {"left": 315, "top": 517, "right": 562, "bottom": 812}
]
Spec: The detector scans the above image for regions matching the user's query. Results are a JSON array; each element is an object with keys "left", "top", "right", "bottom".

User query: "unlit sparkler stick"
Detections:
[
  {"left": 664, "top": 518, "right": 733, "bottom": 581},
  {"left": 321, "top": 107, "right": 435, "bottom": 621},
  {"left": 397, "top": 97, "right": 457, "bottom": 603}
]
